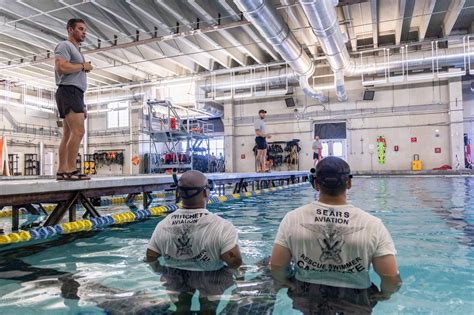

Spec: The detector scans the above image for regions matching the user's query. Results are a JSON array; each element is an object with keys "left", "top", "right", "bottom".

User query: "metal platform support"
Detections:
[{"left": 43, "top": 192, "right": 101, "bottom": 227}]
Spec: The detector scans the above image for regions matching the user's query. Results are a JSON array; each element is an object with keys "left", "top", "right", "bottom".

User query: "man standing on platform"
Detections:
[
  {"left": 312, "top": 135, "right": 323, "bottom": 167},
  {"left": 255, "top": 109, "right": 271, "bottom": 172},
  {"left": 54, "top": 18, "right": 93, "bottom": 180}
]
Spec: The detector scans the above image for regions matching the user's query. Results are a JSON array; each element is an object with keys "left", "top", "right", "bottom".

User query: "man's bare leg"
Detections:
[
  {"left": 58, "top": 122, "right": 71, "bottom": 174},
  {"left": 64, "top": 112, "right": 85, "bottom": 173}
]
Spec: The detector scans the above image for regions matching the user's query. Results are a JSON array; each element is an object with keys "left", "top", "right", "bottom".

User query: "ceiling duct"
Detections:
[
  {"left": 234, "top": 0, "right": 327, "bottom": 102},
  {"left": 300, "top": 0, "right": 474, "bottom": 96}
]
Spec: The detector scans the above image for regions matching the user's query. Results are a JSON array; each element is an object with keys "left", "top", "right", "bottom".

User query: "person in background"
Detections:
[
  {"left": 270, "top": 157, "right": 402, "bottom": 314},
  {"left": 312, "top": 135, "right": 323, "bottom": 167},
  {"left": 54, "top": 18, "right": 93, "bottom": 180},
  {"left": 255, "top": 109, "right": 271, "bottom": 172},
  {"left": 210, "top": 152, "right": 217, "bottom": 173}
]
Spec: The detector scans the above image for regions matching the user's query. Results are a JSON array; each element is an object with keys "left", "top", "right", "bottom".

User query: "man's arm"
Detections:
[
  {"left": 145, "top": 248, "right": 161, "bottom": 262},
  {"left": 255, "top": 129, "right": 266, "bottom": 137},
  {"left": 220, "top": 245, "right": 243, "bottom": 269},
  {"left": 256, "top": 129, "right": 271, "bottom": 138},
  {"left": 372, "top": 254, "right": 402, "bottom": 300},
  {"left": 270, "top": 244, "right": 294, "bottom": 289},
  {"left": 55, "top": 57, "right": 92, "bottom": 74}
]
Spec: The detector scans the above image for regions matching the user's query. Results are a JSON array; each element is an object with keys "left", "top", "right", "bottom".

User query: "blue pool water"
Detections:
[{"left": 0, "top": 177, "right": 473, "bottom": 314}]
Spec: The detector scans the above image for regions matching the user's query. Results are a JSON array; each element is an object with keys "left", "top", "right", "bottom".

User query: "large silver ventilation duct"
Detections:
[
  {"left": 299, "top": 0, "right": 353, "bottom": 101},
  {"left": 234, "top": 0, "right": 327, "bottom": 102},
  {"left": 300, "top": 0, "right": 473, "bottom": 99}
]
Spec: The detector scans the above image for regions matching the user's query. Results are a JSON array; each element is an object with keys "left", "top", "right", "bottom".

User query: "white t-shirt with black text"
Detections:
[
  {"left": 148, "top": 208, "right": 238, "bottom": 271},
  {"left": 274, "top": 201, "right": 396, "bottom": 289}
]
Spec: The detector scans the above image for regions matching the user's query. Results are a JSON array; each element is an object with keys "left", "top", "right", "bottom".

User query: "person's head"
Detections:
[
  {"left": 315, "top": 135, "right": 320, "bottom": 141},
  {"left": 313, "top": 156, "right": 352, "bottom": 197},
  {"left": 258, "top": 109, "right": 267, "bottom": 119},
  {"left": 67, "top": 18, "right": 86, "bottom": 43},
  {"left": 177, "top": 170, "right": 211, "bottom": 209}
]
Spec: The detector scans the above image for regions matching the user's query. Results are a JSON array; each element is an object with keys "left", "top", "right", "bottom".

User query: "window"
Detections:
[
  {"left": 333, "top": 142, "right": 343, "bottom": 157},
  {"left": 107, "top": 102, "right": 129, "bottom": 128},
  {"left": 209, "top": 137, "right": 224, "bottom": 156},
  {"left": 322, "top": 142, "right": 329, "bottom": 157}
]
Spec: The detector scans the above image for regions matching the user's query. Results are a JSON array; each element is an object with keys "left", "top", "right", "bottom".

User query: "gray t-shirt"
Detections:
[
  {"left": 54, "top": 41, "right": 87, "bottom": 92},
  {"left": 254, "top": 119, "right": 266, "bottom": 135},
  {"left": 312, "top": 140, "right": 322, "bottom": 151}
]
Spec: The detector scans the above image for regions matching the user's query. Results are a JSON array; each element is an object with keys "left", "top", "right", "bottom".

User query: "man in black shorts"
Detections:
[
  {"left": 54, "top": 18, "right": 93, "bottom": 180},
  {"left": 254, "top": 109, "right": 271, "bottom": 172}
]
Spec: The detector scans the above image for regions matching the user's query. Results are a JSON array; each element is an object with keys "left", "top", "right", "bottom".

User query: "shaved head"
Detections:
[
  {"left": 178, "top": 170, "right": 209, "bottom": 208},
  {"left": 178, "top": 170, "right": 207, "bottom": 188}
]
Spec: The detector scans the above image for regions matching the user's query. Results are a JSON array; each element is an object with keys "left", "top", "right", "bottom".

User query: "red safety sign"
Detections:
[
  {"left": 241, "top": 154, "right": 246, "bottom": 159},
  {"left": 411, "top": 137, "right": 417, "bottom": 143},
  {"left": 435, "top": 148, "right": 441, "bottom": 153}
]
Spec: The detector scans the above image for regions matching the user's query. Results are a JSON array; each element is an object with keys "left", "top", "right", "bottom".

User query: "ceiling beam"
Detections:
[
  {"left": 341, "top": 6, "right": 358, "bottom": 51},
  {"left": 442, "top": 0, "right": 466, "bottom": 38},
  {"left": 156, "top": 0, "right": 246, "bottom": 67},
  {"left": 188, "top": 0, "right": 268, "bottom": 64},
  {"left": 370, "top": 0, "right": 378, "bottom": 48},
  {"left": 126, "top": 0, "right": 228, "bottom": 70},
  {"left": 395, "top": 0, "right": 407, "bottom": 45},
  {"left": 400, "top": 0, "right": 416, "bottom": 43},
  {"left": 418, "top": 0, "right": 437, "bottom": 42}
]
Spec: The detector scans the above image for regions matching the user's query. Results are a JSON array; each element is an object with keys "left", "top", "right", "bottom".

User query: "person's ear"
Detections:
[
  {"left": 203, "top": 188, "right": 209, "bottom": 198},
  {"left": 346, "top": 178, "right": 352, "bottom": 190},
  {"left": 315, "top": 180, "right": 321, "bottom": 192}
]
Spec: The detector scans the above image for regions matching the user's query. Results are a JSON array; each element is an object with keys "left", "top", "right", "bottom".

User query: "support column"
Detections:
[
  {"left": 223, "top": 100, "right": 235, "bottom": 172},
  {"left": 448, "top": 75, "right": 464, "bottom": 169}
]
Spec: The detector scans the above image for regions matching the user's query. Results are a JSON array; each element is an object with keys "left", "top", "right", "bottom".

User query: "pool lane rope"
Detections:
[
  {"left": 0, "top": 182, "right": 309, "bottom": 245},
  {"left": 0, "top": 192, "right": 172, "bottom": 218}
]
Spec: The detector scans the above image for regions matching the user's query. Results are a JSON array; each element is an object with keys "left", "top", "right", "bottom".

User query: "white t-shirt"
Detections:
[
  {"left": 148, "top": 208, "right": 238, "bottom": 271},
  {"left": 274, "top": 201, "right": 396, "bottom": 289}
]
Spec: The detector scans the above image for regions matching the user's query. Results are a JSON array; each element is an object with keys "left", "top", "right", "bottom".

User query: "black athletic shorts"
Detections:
[
  {"left": 313, "top": 152, "right": 319, "bottom": 160},
  {"left": 255, "top": 136, "right": 267, "bottom": 150},
  {"left": 55, "top": 85, "right": 85, "bottom": 119}
]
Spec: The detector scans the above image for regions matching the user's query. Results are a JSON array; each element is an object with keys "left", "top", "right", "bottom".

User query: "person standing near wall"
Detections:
[
  {"left": 312, "top": 135, "right": 323, "bottom": 167},
  {"left": 255, "top": 109, "right": 271, "bottom": 172},
  {"left": 54, "top": 18, "right": 93, "bottom": 180}
]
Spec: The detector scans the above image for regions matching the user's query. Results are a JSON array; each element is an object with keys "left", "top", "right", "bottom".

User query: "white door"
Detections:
[{"left": 320, "top": 139, "right": 347, "bottom": 160}]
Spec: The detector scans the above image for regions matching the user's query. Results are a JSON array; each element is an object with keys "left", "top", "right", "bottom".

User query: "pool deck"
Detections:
[
  {"left": 353, "top": 169, "right": 474, "bottom": 176},
  {"left": 0, "top": 171, "right": 309, "bottom": 229},
  {"left": 0, "top": 171, "right": 308, "bottom": 198}
]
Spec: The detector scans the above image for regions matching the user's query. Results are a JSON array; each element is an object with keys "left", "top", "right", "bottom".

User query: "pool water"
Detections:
[{"left": 0, "top": 177, "right": 473, "bottom": 314}]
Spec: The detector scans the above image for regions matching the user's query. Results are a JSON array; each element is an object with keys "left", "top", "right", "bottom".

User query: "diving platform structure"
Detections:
[
  {"left": 0, "top": 171, "right": 309, "bottom": 232},
  {"left": 144, "top": 100, "right": 214, "bottom": 173}
]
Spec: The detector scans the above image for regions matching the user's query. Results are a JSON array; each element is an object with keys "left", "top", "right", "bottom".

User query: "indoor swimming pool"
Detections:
[{"left": 0, "top": 177, "right": 473, "bottom": 314}]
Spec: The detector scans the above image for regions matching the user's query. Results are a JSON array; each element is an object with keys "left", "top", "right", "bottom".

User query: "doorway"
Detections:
[{"left": 314, "top": 122, "right": 347, "bottom": 161}]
